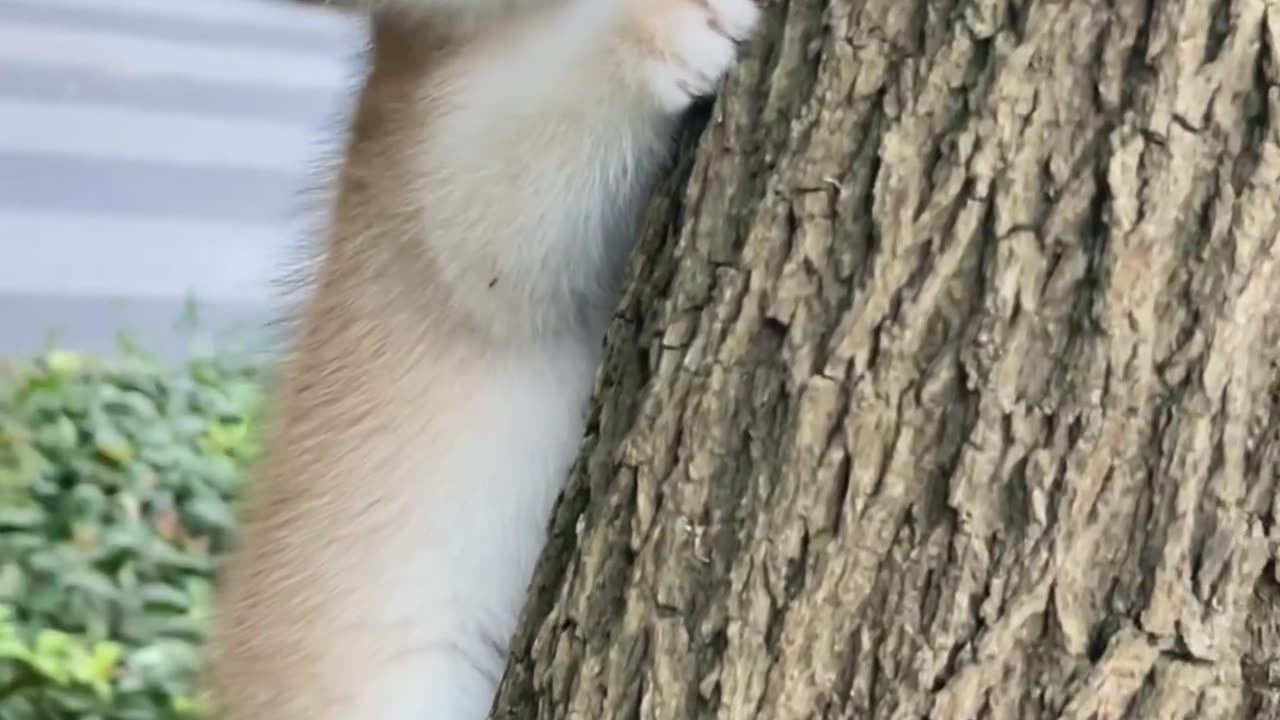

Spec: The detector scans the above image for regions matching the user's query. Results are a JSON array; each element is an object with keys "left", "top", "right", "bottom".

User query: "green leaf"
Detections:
[
  {"left": 0, "top": 506, "right": 46, "bottom": 530},
  {"left": 0, "top": 344, "right": 260, "bottom": 719},
  {"left": 93, "top": 427, "right": 136, "bottom": 467}
]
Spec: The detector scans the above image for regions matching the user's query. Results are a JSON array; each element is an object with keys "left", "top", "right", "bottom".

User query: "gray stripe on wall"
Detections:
[{"left": 0, "top": 0, "right": 364, "bottom": 361}]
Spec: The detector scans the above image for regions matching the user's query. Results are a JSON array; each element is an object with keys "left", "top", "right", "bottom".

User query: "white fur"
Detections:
[
  {"left": 352, "top": 338, "right": 599, "bottom": 719},
  {"left": 418, "top": 0, "right": 671, "bottom": 340},
  {"left": 416, "top": 0, "right": 758, "bottom": 340},
  {"left": 379, "top": 0, "right": 758, "bottom": 715}
]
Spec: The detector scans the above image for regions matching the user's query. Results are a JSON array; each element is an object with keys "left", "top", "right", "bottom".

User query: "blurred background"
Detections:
[
  {"left": 0, "top": 4, "right": 370, "bottom": 716},
  {"left": 0, "top": 0, "right": 368, "bottom": 361}
]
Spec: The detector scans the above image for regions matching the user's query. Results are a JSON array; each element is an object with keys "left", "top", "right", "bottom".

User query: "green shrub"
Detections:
[{"left": 0, "top": 349, "right": 264, "bottom": 719}]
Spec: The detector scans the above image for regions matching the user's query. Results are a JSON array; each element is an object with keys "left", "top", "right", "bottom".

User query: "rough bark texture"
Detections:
[{"left": 491, "top": 0, "right": 1280, "bottom": 717}]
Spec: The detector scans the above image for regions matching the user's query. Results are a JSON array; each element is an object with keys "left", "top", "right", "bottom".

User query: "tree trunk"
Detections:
[{"left": 491, "top": 0, "right": 1280, "bottom": 717}]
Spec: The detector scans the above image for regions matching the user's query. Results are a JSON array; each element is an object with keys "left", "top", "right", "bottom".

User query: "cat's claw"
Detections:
[{"left": 644, "top": 0, "right": 760, "bottom": 113}]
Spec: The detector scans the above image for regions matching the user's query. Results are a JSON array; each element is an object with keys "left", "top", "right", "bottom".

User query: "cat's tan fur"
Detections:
[{"left": 206, "top": 2, "right": 758, "bottom": 718}]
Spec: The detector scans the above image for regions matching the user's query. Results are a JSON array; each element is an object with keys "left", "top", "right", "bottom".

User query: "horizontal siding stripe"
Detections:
[
  {"left": 29, "top": 0, "right": 355, "bottom": 36},
  {"left": 0, "top": 60, "right": 351, "bottom": 125},
  {"left": 0, "top": 0, "right": 366, "bottom": 55},
  {"left": 0, "top": 149, "right": 322, "bottom": 224},
  {"left": 0, "top": 211, "right": 300, "bottom": 303},
  {"left": 0, "top": 97, "right": 333, "bottom": 173},
  {"left": 0, "top": 21, "right": 354, "bottom": 93}
]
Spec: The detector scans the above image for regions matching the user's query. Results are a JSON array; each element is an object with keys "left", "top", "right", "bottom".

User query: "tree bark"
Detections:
[{"left": 492, "top": 0, "right": 1280, "bottom": 717}]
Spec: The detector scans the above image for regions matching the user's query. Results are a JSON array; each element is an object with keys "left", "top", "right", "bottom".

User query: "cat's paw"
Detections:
[{"left": 633, "top": 0, "right": 760, "bottom": 113}]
